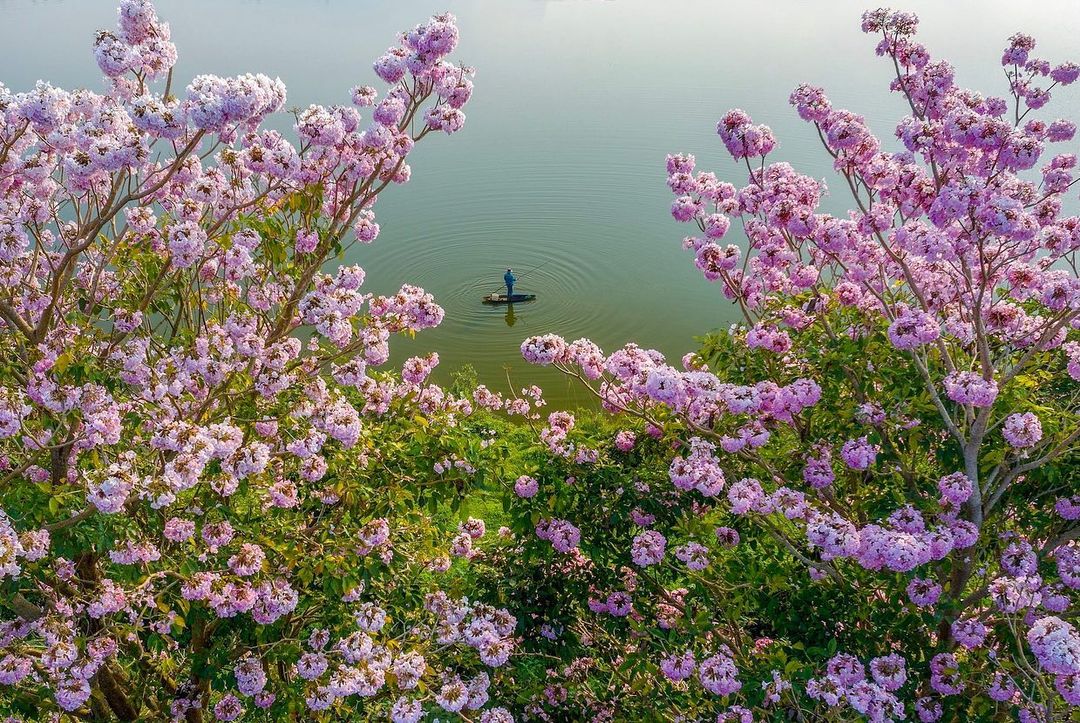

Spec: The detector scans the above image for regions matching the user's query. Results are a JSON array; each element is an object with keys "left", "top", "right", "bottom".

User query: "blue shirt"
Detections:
[{"left": 504, "top": 271, "right": 517, "bottom": 285}]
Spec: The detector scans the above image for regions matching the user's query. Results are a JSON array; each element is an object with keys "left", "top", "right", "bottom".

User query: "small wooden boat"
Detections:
[{"left": 482, "top": 293, "right": 536, "bottom": 304}]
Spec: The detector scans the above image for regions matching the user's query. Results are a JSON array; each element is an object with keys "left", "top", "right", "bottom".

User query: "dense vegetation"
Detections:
[{"left": 0, "top": 2, "right": 1077, "bottom": 721}]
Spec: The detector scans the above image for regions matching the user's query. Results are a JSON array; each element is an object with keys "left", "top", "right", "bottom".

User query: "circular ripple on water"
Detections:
[{"left": 342, "top": 155, "right": 709, "bottom": 401}]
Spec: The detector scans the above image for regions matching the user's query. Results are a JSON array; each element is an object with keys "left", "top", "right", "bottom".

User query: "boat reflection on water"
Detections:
[{"left": 480, "top": 292, "right": 532, "bottom": 327}]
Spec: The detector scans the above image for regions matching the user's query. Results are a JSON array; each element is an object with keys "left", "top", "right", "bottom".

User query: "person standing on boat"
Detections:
[{"left": 504, "top": 268, "right": 517, "bottom": 299}]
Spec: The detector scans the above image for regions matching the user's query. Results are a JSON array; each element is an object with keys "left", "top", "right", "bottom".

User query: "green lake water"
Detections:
[{"left": 2, "top": 0, "right": 1078, "bottom": 405}]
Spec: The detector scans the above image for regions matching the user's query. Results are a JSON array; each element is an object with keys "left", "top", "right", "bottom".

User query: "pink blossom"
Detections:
[
  {"left": 840, "top": 437, "right": 878, "bottom": 470},
  {"left": 630, "top": 530, "right": 666, "bottom": 567},
  {"left": 513, "top": 475, "right": 539, "bottom": 498},
  {"left": 1027, "top": 616, "right": 1080, "bottom": 674},
  {"left": 1002, "top": 412, "right": 1043, "bottom": 448},
  {"left": 698, "top": 654, "right": 741, "bottom": 696}
]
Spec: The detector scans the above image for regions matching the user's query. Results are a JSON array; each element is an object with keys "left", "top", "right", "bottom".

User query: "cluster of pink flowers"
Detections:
[
  {"left": 942, "top": 372, "right": 999, "bottom": 408},
  {"left": 423, "top": 592, "right": 517, "bottom": 668},
  {"left": 514, "top": 474, "right": 539, "bottom": 498},
  {"left": 937, "top": 471, "right": 973, "bottom": 506},
  {"left": 840, "top": 436, "right": 878, "bottom": 471},
  {"left": 716, "top": 109, "right": 777, "bottom": 160},
  {"left": 1027, "top": 617, "right": 1080, "bottom": 679},
  {"left": 94, "top": 0, "right": 177, "bottom": 80},
  {"left": 535, "top": 518, "right": 581, "bottom": 553},
  {"left": 401, "top": 352, "right": 440, "bottom": 385},
  {"left": 1, "top": 514, "right": 27, "bottom": 580},
  {"left": 521, "top": 336, "right": 823, "bottom": 443},
  {"left": 698, "top": 652, "right": 742, "bottom": 696},
  {"left": 802, "top": 445, "right": 836, "bottom": 488},
  {"left": 659, "top": 649, "right": 696, "bottom": 682},
  {"left": 630, "top": 530, "right": 666, "bottom": 567},
  {"left": 806, "top": 652, "right": 906, "bottom": 721},
  {"left": 287, "top": 592, "right": 516, "bottom": 718},
  {"left": 539, "top": 409, "right": 594, "bottom": 459},
  {"left": 669, "top": 437, "right": 726, "bottom": 496},
  {"left": 1002, "top": 412, "right": 1043, "bottom": 448},
  {"left": 658, "top": 648, "right": 745, "bottom": 700},
  {"left": 180, "top": 572, "right": 299, "bottom": 623},
  {"left": 673, "top": 542, "right": 710, "bottom": 571},
  {"left": 887, "top": 307, "right": 940, "bottom": 349},
  {"left": 613, "top": 429, "right": 636, "bottom": 452}
]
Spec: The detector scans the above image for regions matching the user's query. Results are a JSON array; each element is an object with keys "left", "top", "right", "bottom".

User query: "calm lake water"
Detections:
[{"left": 2, "top": 0, "right": 1079, "bottom": 405}]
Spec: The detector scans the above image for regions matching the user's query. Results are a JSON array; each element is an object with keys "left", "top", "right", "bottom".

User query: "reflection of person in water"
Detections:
[{"left": 504, "top": 303, "right": 516, "bottom": 327}]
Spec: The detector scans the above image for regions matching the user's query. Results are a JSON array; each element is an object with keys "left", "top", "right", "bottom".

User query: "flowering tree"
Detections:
[
  {"left": 517, "top": 9, "right": 1080, "bottom": 721},
  {"left": 0, "top": 2, "right": 524, "bottom": 721}
]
